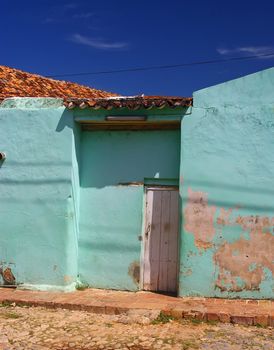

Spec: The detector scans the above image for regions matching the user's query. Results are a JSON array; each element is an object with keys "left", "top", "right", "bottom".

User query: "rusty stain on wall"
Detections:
[
  {"left": 128, "top": 261, "right": 140, "bottom": 286},
  {"left": 214, "top": 215, "right": 274, "bottom": 292},
  {"left": 184, "top": 188, "right": 216, "bottom": 250}
]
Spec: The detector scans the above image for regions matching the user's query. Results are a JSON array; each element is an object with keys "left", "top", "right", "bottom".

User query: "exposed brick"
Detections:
[
  {"left": 231, "top": 315, "right": 254, "bottom": 326},
  {"left": 254, "top": 315, "right": 269, "bottom": 327},
  {"left": 206, "top": 313, "right": 219, "bottom": 322},
  {"left": 213, "top": 299, "right": 227, "bottom": 304},
  {"left": 182, "top": 311, "right": 206, "bottom": 321},
  {"left": 194, "top": 312, "right": 206, "bottom": 321},
  {"left": 218, "top": 313, "right": 231, "bottom": 323},
  {"left": 90, "top": 306, "right": 105, "bottom": 314},
  {"left": 59, "top": 302, "right": 69, "bottom": 309},
  {"left": 169, "top": 308, "right": 183, "bottom": 319},
  {"left": 115, "top": 307, "right": 129, "bottom": 315},
  {"left": 259, "top": 300, "right": 271, "bottom": 307},
  {"left": 182, "top": 311, "right": 196, "bottom": 320},
  {"left": 246, "top": 300, "right": 259, "bottom": 305},
  {"left": 0, "top": 288, "right": 272, "bottom": 327},
  {"left": 105, "top": 306, "right": 118, "bottom": 315},
  {"left": 85, "top": 305, "right": 97, "bottom": 313}
]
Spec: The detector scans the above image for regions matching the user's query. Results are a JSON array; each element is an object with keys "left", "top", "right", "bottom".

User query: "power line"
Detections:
[{"left": 46, "top": 52, "right": 274, "bottom": 78}]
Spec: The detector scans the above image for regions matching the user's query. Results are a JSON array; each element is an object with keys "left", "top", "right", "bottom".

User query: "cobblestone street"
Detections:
[{"left": 0, "top": 305, "right": 272, "bottom": 350}]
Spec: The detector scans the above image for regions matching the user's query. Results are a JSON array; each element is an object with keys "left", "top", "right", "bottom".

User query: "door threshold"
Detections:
[{"left": 147, "top": 290, "right": 178, "bottom": 297}]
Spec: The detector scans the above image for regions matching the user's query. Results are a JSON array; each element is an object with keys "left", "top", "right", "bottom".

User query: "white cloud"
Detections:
[
  {"left": 216, "top": 48, "right": 231, "bottom": 55},
  {"left": 43, "top": 12, "right": 94, "bottom": 24},
  {"left": 70, "top": 34, "right": 128, "bottom": 50},
  {"left": 42, "top": 17, "right": 55, "bottom": 24},
  {"left": 217, "top": 46, "right": 274, "bottom": 59},
  {"left": 72, "top": 12, "right": 94, "bottom": 19},
  {"left": 64, "top": 3, "right": 78, "bottom": 9},
  {"left": 42, "top": 3, "right": 89, "bottom": 24}
]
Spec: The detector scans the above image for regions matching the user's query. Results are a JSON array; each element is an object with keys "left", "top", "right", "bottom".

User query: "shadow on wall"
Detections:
[
  {"left": 79, "top": 236, "right": 139, "bottom": 253},
  {"left": 80, "top": 130, "right": 181, "bottom": 188},
  {"left": 0, "top": 108, "right": 74, "bottom": 185},
  {"left": 54, "top": 110, "right": 181, "bottom": 189},
  {"left": 183, "top": 179, "right": 274, "bottom": 212},
  {"left": 55, "top": 109, "right": 74, "bottom": 132},
  {"left": 189, "top": 179, "right": 274, "bottom": 196}
]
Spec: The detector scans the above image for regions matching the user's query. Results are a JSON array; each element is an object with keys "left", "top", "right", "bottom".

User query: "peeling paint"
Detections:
[
  {"left": 0, "top": 267, "right": 16, "bottom": 285},
  {"left": 64, "top": 275, "right": 73, "bottom": 283},
  {"left": 214, "top": 216, "right": 274, "bottom": 292},
  {"left": 184, "top": 188, "right": 216, "bottom": 249},
  {"left": 182, "top": 268, "right": 193, "bottom": 276},
  {"left": 183, "top": 191, "right": 274, "bottom": 293},
  {"left": 236, "top": 215, "right": 274, "bottom": 234},
  {"left": 216, "top": 208, "right": 233, "bottom": 226},
  {"left": 179, "top": 67, "right": 274, "bottom": 299}
]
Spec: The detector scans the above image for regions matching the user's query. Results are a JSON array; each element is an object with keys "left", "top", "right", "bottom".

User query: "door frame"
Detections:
[{"left": 139, "top": 185, "right": 180, "bottom": 294}]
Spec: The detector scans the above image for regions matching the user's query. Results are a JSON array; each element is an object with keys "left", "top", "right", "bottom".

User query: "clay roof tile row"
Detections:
[
  {"left": 0, "top": 66, "right": 192, "bottom": 110},
  {"left": 0, "top": 65, "right": 117, "bottom": 101},
  {"left": 64, "top": 96, "right": 192, "bottom": 110}
]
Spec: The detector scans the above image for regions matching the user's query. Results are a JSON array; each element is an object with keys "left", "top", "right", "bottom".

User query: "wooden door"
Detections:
[{"left": 142, "top": 187, "right": 179, "bottom": 293}]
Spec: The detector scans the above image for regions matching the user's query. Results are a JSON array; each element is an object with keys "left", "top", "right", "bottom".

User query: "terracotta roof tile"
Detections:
[
  {"left": 0, "top": 66, "right": 193, "bottom": 110},
  {"left": 64, "top": 96, "right": 193, "bottom": 110},
  {"left": 0, "top": 66, "right": 118, "bottom": 100}
]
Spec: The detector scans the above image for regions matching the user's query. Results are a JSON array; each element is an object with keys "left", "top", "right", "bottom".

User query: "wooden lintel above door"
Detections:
[{"left": 80, "top": 120, "right": 180, "bottom": 131}]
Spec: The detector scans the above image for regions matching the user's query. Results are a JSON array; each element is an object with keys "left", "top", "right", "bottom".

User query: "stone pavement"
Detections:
[
  {"left": 0, "top": 288, "right": 273, "bottom": 327},
  {"left": 0, "top": 305, "right": 273, "bottom": 350}
]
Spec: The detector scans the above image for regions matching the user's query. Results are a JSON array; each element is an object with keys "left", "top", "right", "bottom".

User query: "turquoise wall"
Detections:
[
  {"left": 179, "top": 68, "right": 274, "bottom": 298},
  {"left": 0, "top": 98, "right": 78, "bottom": 290},
  {"left": 1, "top": 68, "right": 273, "bottom": 299},
  {"left": 78, "top": 130, "right": 181, "bottom": 290},
  {"left": 0, "top": 97, "right": 184, "bottom": 292}
]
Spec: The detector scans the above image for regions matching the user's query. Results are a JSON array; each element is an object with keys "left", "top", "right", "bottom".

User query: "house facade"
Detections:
[{"left": 0, "top": 66, "right": 273, "bottom": 299}]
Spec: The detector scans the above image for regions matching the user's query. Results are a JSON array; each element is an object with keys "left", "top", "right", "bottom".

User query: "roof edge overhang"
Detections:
[
  {"left": 0, "top": 97, "right": 64, "bottom": 109},
  {"left": 0, "top": 95, "right": 193, "bottom": 111},
  {"left": 64, "top": 95, "right": 193, "bottom": 111}
]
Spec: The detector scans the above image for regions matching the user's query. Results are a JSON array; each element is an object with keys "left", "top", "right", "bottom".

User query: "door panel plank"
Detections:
[
  {"left": 143, "top": 190, "right": 153, "bottom": 290},
  {"left": 149, "top": 190, "right": 162, "bottom": 291},
  {"left": 158, "top": 191, "right": 170, "bottom": 292},
  {"left": 142, "top": 187, "right": 179, "bottom": 293},
  {"left": 167, "top": 190, "right": 179, "bottom": 292}
]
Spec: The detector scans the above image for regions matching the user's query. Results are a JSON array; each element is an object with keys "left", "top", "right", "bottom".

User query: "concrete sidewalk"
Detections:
[{"left": 0, "top": 288, "right": 272, "bottom": 327}]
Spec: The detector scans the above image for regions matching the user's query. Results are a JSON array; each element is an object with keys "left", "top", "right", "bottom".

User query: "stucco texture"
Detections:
[
  {"left": 1, "top": 68, "right": 273, "bottom": 300},
  {"left": 0, "top": 98, "right": 78, "bottom": 290},
  {"left": 179, "top": 68, "right": 274, "bottom": 299},
  {"left": 78, "top": 130, "right": 181, "bottom": 290}
]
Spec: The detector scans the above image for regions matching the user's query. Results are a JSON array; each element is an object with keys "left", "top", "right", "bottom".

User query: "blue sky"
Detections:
[{"left": 2, "top": 0, "right": 274, "bottom": 96}]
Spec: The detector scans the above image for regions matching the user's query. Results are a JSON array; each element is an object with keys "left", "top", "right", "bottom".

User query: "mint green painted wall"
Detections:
[
  {"left": 2, "top": 68, "right": 273, "bottom": 300},
  {"left": 78, "top": 130, "right": 181, "bottom": 290},
  {"left": 179, "top": 68, "right": 274, "bottom": 298},
  {"left": 0, "top": 98, "right": 78, "bottom": 290}
]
